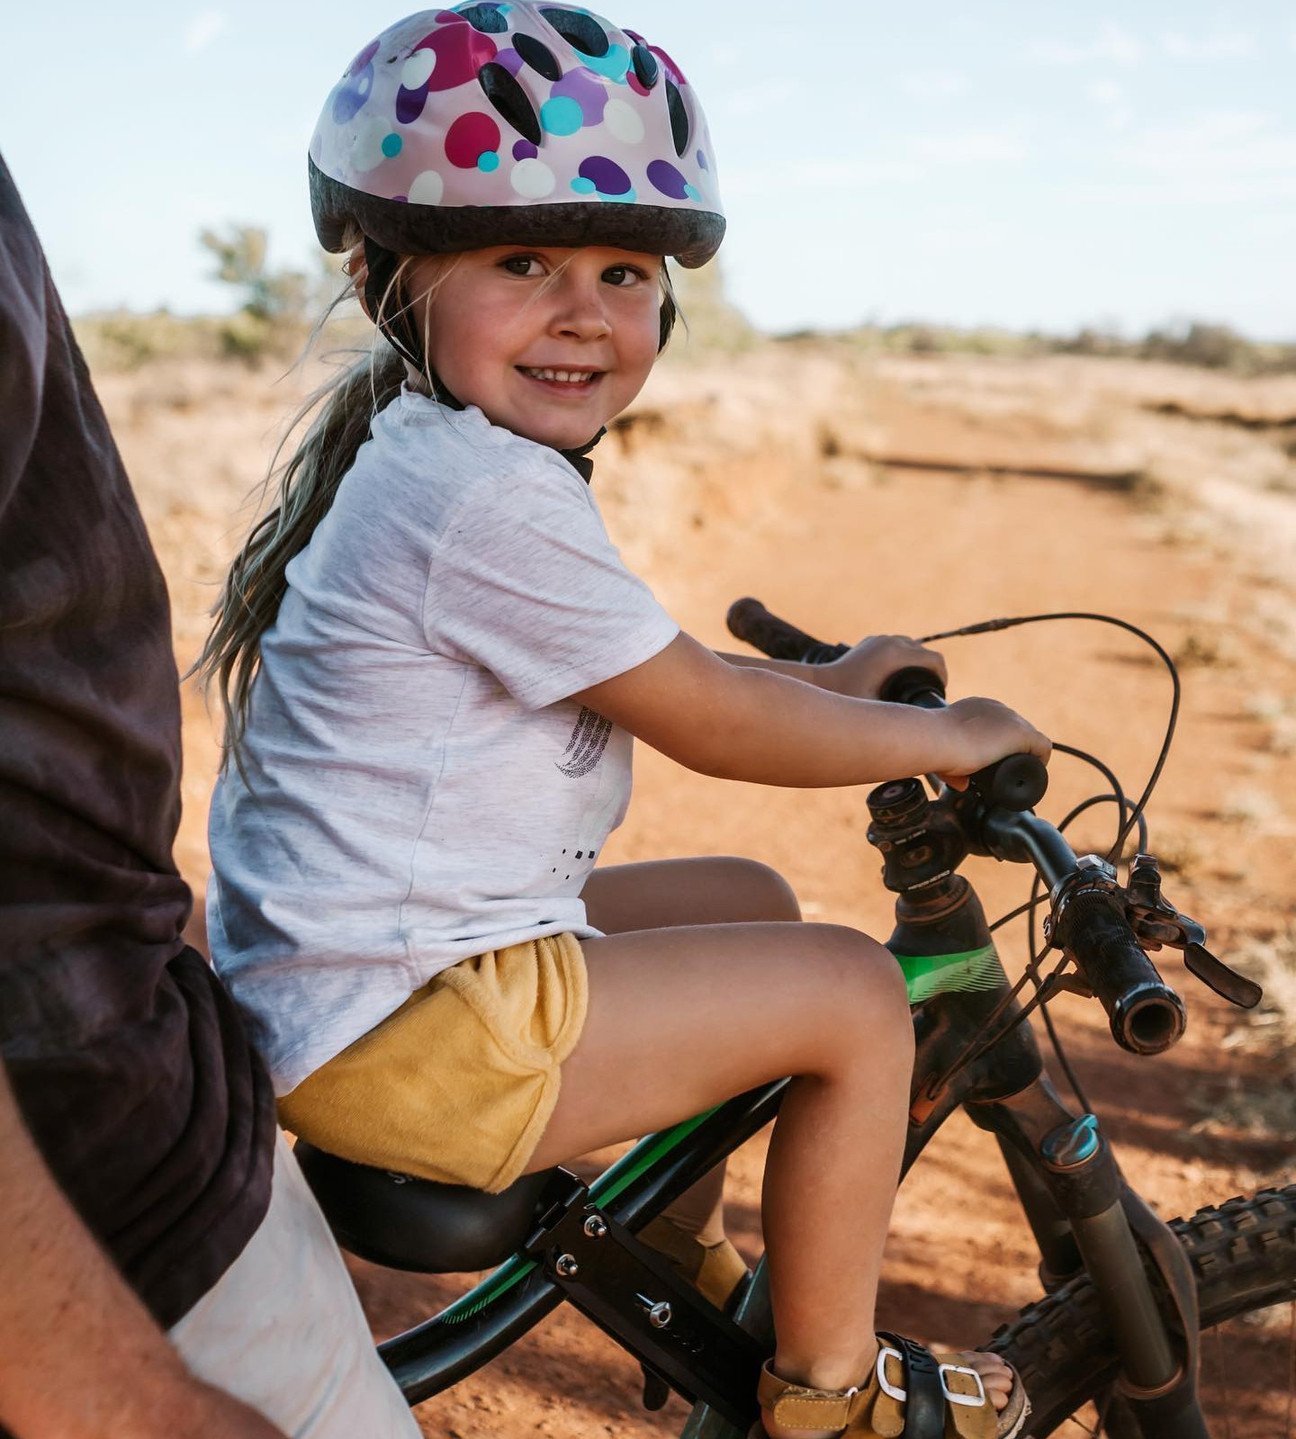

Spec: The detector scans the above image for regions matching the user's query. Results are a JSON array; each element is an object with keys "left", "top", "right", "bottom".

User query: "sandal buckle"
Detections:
[
  {"left": 876, "top": 1344, "right": 907, "bottom": 1402},
  {"left": 939, "top": 1362, "right": 987, "bottom": 1407},
  {"left": 876, "top": 1348, "right": 989, "bottom": 1410}
]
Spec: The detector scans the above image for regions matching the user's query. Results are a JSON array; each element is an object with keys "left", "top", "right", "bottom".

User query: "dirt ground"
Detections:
[{"left": 101, "top": 340, "right": 1296, "bottom": 1435}]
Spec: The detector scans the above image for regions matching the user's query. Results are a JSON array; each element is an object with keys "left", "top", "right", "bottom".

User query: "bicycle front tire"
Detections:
[{"left": 991, "top": 1185, "right": 1296, "bottom": 1436}]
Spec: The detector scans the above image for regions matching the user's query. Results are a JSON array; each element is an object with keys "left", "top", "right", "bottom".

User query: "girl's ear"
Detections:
[{"left": 343, "top": 242, "right": 372, "bottom": 318}]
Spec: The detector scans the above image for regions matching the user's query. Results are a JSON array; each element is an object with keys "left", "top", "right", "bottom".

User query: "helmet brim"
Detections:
[{"left": 309, "top": 157, "right": 724, "bottom": 269}]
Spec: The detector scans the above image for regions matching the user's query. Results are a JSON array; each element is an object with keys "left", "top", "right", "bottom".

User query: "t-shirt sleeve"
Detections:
[{"left": 422, "top": 459, "right": 680, "bottom": 708}]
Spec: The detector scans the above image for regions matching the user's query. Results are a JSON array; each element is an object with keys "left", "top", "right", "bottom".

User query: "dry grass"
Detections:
[
  {"left": 1215, "top": 786, "right": 1281, "bottom": 827},
  {"left": 1234, "top": 924, "right": 1296, "bottom": 1045},
  {"left": 1197, "top": 926, "right": 1296, "bottom": 1144},
  {"left": 1245, "top": 695, "right": 1296, "bottom": 756},
  {"left": 1152, "top": 829, "right": 1205, "bottom": 880},
  {"left": 1179, "top": 916, "right": 1296, "bottom": 1154},
  {"left": 1174, "top": 630, "right": 1238, "bottom": 670}
]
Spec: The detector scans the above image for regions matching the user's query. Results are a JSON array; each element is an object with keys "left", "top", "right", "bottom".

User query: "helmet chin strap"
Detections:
[
  {"left": 557, "top": 427, "right": 605, "bottom": 483},
  {"left": 362, "top": 237, "right": 448, "bottom": 398},
  {"left": 362, "top": 235, "right": 606, "bottom": 482}
]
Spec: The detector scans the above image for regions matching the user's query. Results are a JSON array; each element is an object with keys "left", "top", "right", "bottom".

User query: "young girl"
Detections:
[{"left": 201, "top": 7, "right": 1048, "bottom": 1436}]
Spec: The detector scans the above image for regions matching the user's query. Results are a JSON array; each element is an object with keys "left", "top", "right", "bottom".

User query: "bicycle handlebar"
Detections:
[
  {"left": 726, "top": 600, "right": 1049, "bottom": 811},
  {"left": 1052, "top": 884, "right": 1187, "bottom": 1054},
  {"left": 982, "top": 809, "right": 1187, "bottom": 1053},
  {"left": 726, "top": 597, "right": 1187, "bottom": 1056},
  {"left": 725, "top": 596, "right": 852, "bottom": 667}
]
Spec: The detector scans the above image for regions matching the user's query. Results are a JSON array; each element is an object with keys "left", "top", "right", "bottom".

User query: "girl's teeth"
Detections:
[{"left": 526, "top": 368, "right": 595, "bottom": 383}]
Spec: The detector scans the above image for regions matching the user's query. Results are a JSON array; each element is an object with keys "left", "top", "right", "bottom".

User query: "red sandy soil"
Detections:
[{"left": 102, "top": 344, "right": 1296, "bottom": 1436}]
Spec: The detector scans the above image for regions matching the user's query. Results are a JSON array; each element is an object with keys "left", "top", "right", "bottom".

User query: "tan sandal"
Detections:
[{"left": 751, "top": 1331, "right": 1030, "bottom": 1439}]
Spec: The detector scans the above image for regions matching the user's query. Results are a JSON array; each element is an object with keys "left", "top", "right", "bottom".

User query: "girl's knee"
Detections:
[
  {"left": 805, "top": 925, "right": 913, "bottom": 1036},
  {"left": 721, "top": 857, "right": 800, "bottom": 922}
]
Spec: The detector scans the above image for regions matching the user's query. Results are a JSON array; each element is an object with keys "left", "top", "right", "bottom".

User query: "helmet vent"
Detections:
[
  {"left": 631, "top": 43, "right": 659, "bottom": 89},
  {"left": 513, "top": 32, "right": 562, "bottom": 82},
  {"left": 478, "top": 62, "right": 542, "bottom": 144},
  {"left": 539, "top": 7, "right": 610, "bottom": 58},
  {"left": 457, "top": 4, "right": 510, "bottom": 34},
  {"left": 666, "top": 79, "right": 689, "bottom": 156}
]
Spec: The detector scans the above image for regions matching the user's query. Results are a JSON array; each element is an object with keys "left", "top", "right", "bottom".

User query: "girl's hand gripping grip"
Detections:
[{"left": 877, "top": 666, "right": 1049, "bottom": 812}]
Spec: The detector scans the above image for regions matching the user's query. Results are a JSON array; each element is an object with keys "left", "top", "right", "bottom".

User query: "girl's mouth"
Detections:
[{"left": 517, "top": 366, "right": 603, "bottom": 395}]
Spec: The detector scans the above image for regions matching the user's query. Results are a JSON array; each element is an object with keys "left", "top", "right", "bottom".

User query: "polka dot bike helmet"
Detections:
[{"left": 309, "top": 2, "right": 725, "bottom": 270}]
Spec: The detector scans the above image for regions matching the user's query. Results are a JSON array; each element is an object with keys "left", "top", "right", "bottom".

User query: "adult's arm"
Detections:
[{"left": 0, "top": 1062, "right": 286, "bottom": 1439}]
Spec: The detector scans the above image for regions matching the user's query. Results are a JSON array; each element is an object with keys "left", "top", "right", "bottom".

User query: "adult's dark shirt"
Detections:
[{"left": 0, "top": 154, "right": 274, "bottom": 1329}]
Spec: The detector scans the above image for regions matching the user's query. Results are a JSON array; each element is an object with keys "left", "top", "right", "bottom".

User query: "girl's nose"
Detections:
[{"left": 550, "top": 272, "right": 612, "bottom": 340}]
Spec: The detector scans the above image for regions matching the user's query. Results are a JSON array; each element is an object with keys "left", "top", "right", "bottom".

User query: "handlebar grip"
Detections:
[
  {"left": 878, "top": 667, "right": 1049, "bottom": 811},
  {"left": 1054, "top": 887, "right": 1187, "bottom": 1055},
  {"left": 726, "top": 598, "right": 849, "bottom": 665},
  {"left": 971, "top": 754, "right": 1050, "bottom": 812},
  {"left": 877, "top": 665, "right": 946, "bottom": 708}
]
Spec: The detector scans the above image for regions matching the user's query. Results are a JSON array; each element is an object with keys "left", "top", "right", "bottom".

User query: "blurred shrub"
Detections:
[
  {"left": 200, "top": 226, "right": 309, "bottom": 323},
  {"left": 75, "top": 225, "right": 358, "bottom": 371},
  {"left": 1058, "top": 320, "right": 1296, "bottom": 375},
  {"left": 777, "top": 318, "right": 1296, "bottom": 374},
  {"left": 199, "top": 224, "right": 315, "bottom": 363},
  {"left": 74, "top": 309, "right": 228, "bottom": 371},
  {"left": 777, "top": 322, "right": 1047, "bottom": 359},
  {"left": 666, "top": 258, "right": 759, "bottom": 355}
]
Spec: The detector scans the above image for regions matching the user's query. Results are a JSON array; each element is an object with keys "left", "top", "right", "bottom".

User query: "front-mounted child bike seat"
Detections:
[{"left": 294, "top": 1140, "right": 566, "bottom": 1272}]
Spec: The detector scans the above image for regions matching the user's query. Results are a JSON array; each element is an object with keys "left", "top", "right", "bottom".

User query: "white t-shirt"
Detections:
[{"left": 207, "top": 390, "right": 679, "bottom": 1094}]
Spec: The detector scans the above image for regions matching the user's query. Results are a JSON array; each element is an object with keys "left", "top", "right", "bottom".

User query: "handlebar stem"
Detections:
[{"left": 981, "top": 808, "right": 1081, "bottom": 886}]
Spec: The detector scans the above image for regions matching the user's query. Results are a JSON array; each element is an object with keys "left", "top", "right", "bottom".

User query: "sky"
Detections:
[{"left": 3, "top": 1, "right": 1292, "bottom": 339}]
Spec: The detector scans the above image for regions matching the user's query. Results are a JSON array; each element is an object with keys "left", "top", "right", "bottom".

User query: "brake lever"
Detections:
[
  {"left": 1125, "top": 854, "right": 1262, "bottom": 1010},
  {"left": 1182, "top": 943, "right": 1263, "bottom": 1010}
]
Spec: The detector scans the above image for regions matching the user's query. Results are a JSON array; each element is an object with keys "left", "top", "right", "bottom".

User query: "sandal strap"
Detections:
[
  {"left": 875, "top": 1333, "right": 946, "bottom": 1438},
  {"left": 757, "top": 1359, "right": 872, "bottom": 1431}
]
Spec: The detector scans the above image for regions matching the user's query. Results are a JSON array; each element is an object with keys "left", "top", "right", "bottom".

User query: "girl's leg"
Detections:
[
  {"left": 581, "top": 857, "right": 801, "bottom": 1250},
  {"left": 528, "top": 922, "right": 1013, "bottom": 1438},
  {"left": 581, "top": 856, "right": 802, "bottom": 934}
]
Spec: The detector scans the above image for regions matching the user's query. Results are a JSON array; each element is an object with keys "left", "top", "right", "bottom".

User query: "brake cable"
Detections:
[
  {"left": 920, "top": 610, "right": 1181, "bottom": 858},
  {"left": 912, "top": 612, "right": 1181, "bottom": 1108}
]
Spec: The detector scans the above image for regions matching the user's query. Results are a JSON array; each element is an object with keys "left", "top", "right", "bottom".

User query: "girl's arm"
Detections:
[
  {"left": 573, "top": 632, "right": 1049, "bottom": 789},
  {"left": 716, "top": 633, "right": 948, "bottom": 700}
]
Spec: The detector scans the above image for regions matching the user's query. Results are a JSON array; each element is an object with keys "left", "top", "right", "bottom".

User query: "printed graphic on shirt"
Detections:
[
  {"left": 557, "top": 706, "right": 612, "bottom": 779},
  {"left": 548, "top": 720, "right": 631, "bottom": 880}
]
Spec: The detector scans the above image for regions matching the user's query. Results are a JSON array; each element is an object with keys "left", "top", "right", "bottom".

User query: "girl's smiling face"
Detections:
[{"left": 410, "top": 245, "right": 665, "bottom": 450}]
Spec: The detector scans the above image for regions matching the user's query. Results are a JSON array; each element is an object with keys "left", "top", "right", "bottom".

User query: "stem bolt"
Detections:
[
  {"left": 583, "top": 1215, "right": 608, "bottom": 1239},
  {"left": 555, "top": 1253, "right": 579, "bottom": 1278}
]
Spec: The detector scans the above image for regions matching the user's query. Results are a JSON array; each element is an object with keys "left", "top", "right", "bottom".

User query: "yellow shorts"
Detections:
[{"left": 278, "top": 933, "right": 588, "bottom": 1194}]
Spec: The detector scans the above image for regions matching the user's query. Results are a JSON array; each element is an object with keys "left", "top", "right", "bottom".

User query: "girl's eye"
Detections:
[
  {"left": 501, "top": 255, "right": 543, "bottom": 277},
  {"left": 603, "top": 265, "right": 647, "bottom": 287}
]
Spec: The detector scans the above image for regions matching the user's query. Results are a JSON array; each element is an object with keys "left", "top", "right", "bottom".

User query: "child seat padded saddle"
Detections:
[{"left": 294, "top": 1140, "right": 562, "bottom": 1272}]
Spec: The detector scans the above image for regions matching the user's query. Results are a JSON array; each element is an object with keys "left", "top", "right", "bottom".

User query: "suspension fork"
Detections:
[{"left": 968, "top": 1079, "right": 1209, "bottom": 1438}]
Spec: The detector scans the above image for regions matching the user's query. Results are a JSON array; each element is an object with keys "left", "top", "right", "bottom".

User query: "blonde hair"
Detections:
[{"left": 195, "top": 246, "right": 681, "bottom": 765}]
